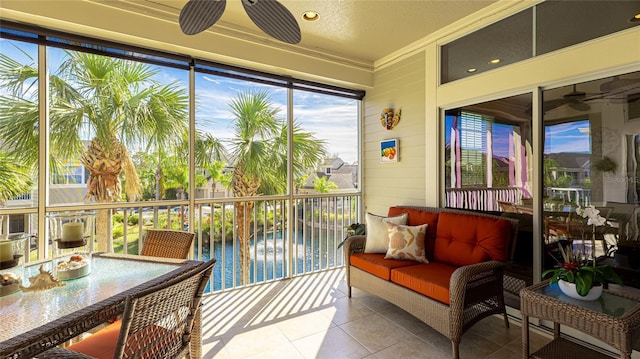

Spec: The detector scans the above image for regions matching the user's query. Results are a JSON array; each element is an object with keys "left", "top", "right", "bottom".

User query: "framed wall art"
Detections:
[{"left": 380, "top": 138, "right": 398, "bottom": 163}]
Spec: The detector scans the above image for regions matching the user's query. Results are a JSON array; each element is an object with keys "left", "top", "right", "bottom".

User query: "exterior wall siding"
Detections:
[{"left": 363, "top": 51, "right": 426, "bottom": 215}]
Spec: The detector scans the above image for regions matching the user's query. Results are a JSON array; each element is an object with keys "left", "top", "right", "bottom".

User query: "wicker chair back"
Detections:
[
  {"left": 114, "top": 258, "right": 215, "bottom": 358},
  {"left": 141, "top": 229, "right": 195, "bottom": 259}
]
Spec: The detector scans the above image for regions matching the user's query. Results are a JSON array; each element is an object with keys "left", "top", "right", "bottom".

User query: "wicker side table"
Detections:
[{"left": 520, "top": 281, "right": 640, "bottom": 359}]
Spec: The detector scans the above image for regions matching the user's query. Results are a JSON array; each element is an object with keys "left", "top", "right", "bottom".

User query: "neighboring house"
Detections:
[
  {"left": 545, "top": 153, "right": 591, "bottom": 187},
  {"left": 3, "top": 146, "right": 89, "bottom": 237},
  {"left": 300, "top": 157, "right": 358, "bottom": 194},
  {"left": 194, "top": 166, "right": 233, "bottom": 199},
  {"left": 544, "top": 153, "right": 592, "bottom": 206}
]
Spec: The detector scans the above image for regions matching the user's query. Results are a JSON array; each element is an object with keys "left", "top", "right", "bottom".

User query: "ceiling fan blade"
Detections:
[
  {"left": 543, "top": 98, "right": 567, "bottom": 112},
  {"left": 569, "top": 101, "right": 591, "bottom": 111},
  {"left": 180, "top": 0, "right": 226, "bottom": 35},
  {"left": 242, "top": 0, "right": 301, "bottom": 44},
  {"left": 600, "top": 76, "right": 640, "bottom": 92}
]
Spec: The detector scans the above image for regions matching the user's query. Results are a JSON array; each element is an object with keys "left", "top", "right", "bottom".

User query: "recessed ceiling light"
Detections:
[
  {"left": 467, "top": 68, "right": 477, "bottom": 73},
  {"left": 489, "top": 58, "right": 501, "bottom": 64},
  {"left": 630, "top": 13, "right": 640, "bottom": 22},
  {"left": 302, "top": 11, "right": 319, "bottom": 21}
]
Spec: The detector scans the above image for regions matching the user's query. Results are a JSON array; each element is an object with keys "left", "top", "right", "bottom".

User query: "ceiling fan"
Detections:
[
  {"left": 599, "top": 76, "right": 640, "bottom": 92},
  {"left": 543, "top": 84, "right": 592, "bottom": 112},
  {"left": 179, "top": 0, "right": 302, "bottom": 44}
]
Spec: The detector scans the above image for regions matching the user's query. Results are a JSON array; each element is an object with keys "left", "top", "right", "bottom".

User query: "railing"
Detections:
[
  {"left": 10, "top": 193, "right": 31, "bottom": 201},
  {"left": 544, "top": 187, "right": 591, "bottom": 207},
  {"left": 5, "top": 194, "right": 361, "bottom": 293},
  {"left": 445, "top": 187, "right": 523, "bottom": 211},
  {"left": 189, "top": 195, "right": 360, "bottom": 291}
]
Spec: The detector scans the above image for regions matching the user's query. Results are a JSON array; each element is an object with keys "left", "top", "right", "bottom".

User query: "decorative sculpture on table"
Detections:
[
  {"left": 20, "top": 264, "right": 65, "bottom": 292},
  {"left": 380, "top": 108, "right": 401, "bottom": 130}
]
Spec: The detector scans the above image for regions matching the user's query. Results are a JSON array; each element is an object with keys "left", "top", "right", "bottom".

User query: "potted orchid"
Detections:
[{"left": 542, "top": 205, "right": 622, "bottom": 300}]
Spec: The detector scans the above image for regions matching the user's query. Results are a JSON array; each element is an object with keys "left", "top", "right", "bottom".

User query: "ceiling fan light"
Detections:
[{"left": 302, "top": 11, "right": 319, "bottom": 21}]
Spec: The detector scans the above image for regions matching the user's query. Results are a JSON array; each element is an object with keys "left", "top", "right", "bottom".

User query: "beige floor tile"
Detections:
[
  {"left": 372, "top": 336, "right": 449, "bottom": 359},
  {"left": 220, "top": 325, "right": 291, "bottom": 358},
  {"left": 243, "top": 342, "right": 304, "bottom": 359},
  {"left": 414, "top": 325, "right": 452, "bottom": 351},
  {"left": 457, "top": 332, "right": 503, "bottom": 358},
  {"left": 339, "top": 313, "right": 412, "bottom": 352},
  {"left": 349, "top": 290, "right": 399, "bottom": 312},
  {"left": 484, "top": 346, "right": 521, "bottom": 359},
  {"left": 378, "top": 306, "right": 434, "bottom": 334},
  {"left": 201, "top": 338, "right": 232, "bottom": 359},
  {"left": 318, "top": 295, "right": 376, "bottom": 326},
  {"left": 201, "top": 268, "right": 639, "bottom": 359},
  {"left": 465, "top": 315, "right": 521, "bottom": 346},
  {"left": 276, "top": 310, "right": 336, "bottom": 341},
  {"left": 504, "top": 326, "right": 552, "bottom": 354},
  {"left": 292, "top": 326, "right": 371, "bottom": 359}
]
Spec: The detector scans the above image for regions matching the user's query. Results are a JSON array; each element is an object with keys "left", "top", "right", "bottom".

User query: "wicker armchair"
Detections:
[
  {"left": 39, "top": 258, "right": 215, "bottom": 359},
  {"left": 141, "top": 229, "right": 195, "bottom": 259}
]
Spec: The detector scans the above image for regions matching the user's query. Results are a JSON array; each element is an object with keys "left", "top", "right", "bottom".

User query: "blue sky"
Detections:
[
  {"left": 543, "top": 120, "right": 591, "bottom": 154},
  {"left": 444, "top": 114, "right": 591, "bottom": 157},
  {"left": 0, "top": 38, "right": 359, "bottom": 165}
]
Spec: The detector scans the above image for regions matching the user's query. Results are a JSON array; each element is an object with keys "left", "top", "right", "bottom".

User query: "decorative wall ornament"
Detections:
[{"left": 380, "top": 108, "right": 401, "bottom": 130}]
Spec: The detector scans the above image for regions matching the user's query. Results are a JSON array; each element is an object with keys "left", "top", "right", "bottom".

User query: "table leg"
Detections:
[
  {"left": 553, "top": 322, "right": 560, "bottom": 339},
  {"left": 522, "top": 315, "right": 530, "bottom": 359}
]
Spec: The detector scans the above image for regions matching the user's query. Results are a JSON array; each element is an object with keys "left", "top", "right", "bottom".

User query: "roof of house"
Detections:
[{"left": 302, "top": 158, "right": 357, "bottom": 190}]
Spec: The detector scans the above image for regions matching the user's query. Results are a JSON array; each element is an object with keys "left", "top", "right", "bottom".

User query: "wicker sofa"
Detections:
[{"left": 343, "top": 206, "right": 518, "bottom": 359}]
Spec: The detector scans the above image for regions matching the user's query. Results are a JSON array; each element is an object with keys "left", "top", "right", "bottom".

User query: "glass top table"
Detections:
[
  {"left": 0, "top": 253, "right": 200, "bottom": 358},
  {"left": 534, "top": 281, "right": 640, "bottom": 318},
  {"left": 520, "top": 280, "right": 640, "bottom": 359}
]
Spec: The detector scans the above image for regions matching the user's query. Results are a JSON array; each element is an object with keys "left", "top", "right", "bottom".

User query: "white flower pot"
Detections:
[{"left": 558, "top": 279, "right": 602, "bottom": 301}]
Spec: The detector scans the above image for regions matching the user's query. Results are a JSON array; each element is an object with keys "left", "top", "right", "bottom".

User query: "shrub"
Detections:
[
  {"left": 112, "top": 226, "right": 124, "bottom": 239},
  {"left": 113, "top": 213, "right": 124, "bottom": 223},
  {"left": 127, "top": 214, "right": 139, "bottom": 226}
]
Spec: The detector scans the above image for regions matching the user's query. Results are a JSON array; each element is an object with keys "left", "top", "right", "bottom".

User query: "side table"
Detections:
[{"left": 520, "top": 280, "right": 640, "bottom": 359}]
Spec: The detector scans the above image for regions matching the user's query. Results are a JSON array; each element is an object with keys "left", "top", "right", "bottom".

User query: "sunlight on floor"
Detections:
[{"left": 198, "top": 268, "right": 630, "bottom": 359}]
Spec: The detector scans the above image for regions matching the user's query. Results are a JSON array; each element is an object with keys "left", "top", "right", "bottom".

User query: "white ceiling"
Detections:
[{"left": 125, "top": 0, "right": 497, "bottom": 64}]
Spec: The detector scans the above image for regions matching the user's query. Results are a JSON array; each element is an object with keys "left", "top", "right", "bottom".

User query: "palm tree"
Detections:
[
  {"left": 0, "top": 152, "right": 33, "bottom": 208},
  {"left": 0, "top": 152, "right": 32, "bottom": 239},
  {"left": 195, "top": 132, "right": 229, "bottom": 198},
  {"left": 164, "top": 157, "right": 207, "bottom": 200},
  {"left": 0, "top": 50, "right": 188, "bottom": 251},
  {"left": 314, "top": 176, "right": 339, "bottom": 193},
  {"left": 227, "top": 89, "right": 326, "bottom": 284}
]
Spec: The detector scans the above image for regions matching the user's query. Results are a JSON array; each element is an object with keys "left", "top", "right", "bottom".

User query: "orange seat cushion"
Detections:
[
  {"left": 67, "top": 320, "right": 122, "bottom": 359},
  {"left": 388, "top": 207, "right": 439, "bottom": 260},
  {"left": 67, "top": 320, "right": 179, "bottom": 359},
  {"left": 390, "top": 262, "right": 457, "bottom": 305},
  {"left": 350, "top": 253, "right": 419, "bottom": 280},
  {"left": 434, "top": 212, "right": 511, "bottom": 267}
]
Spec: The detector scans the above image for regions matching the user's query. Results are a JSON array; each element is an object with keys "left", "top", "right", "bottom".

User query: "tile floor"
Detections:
[{"left": 199, "top": 269, "right": 554, "bottom": 359}]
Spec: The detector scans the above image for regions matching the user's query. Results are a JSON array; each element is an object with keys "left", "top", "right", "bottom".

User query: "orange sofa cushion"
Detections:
[
  {"left": 350, "top": 253, "right": 419, "bottom": 281},
  {"left": 390, "top": 262, "right": 457, "bottom": 305},
  {"left": 388, "top": 207, "right": 439, "bottom": 260},
  {"left": 434, "top": 212, "right": 511, "bottom": 267}
]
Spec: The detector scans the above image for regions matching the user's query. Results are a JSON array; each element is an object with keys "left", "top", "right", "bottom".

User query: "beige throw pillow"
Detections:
[
  {"left": 364, "top": 212, "right": 408, "bottom": 253},
  {"left": 384, "top": 222, "right": 429, "bottom": 263}
]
